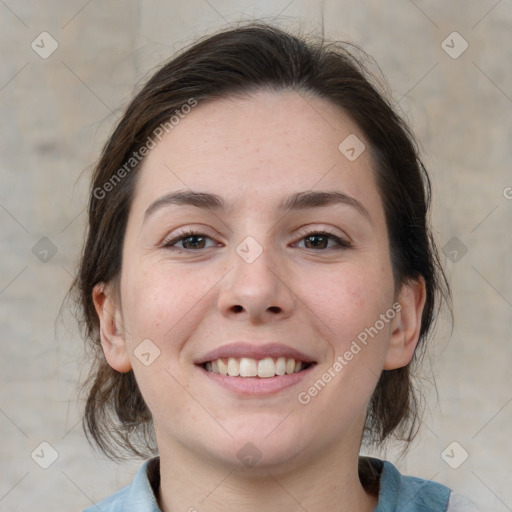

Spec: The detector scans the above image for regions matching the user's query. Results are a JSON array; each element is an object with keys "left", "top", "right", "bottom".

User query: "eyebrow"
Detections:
[{"left": 143, "top": 189, "right": 373, "bottom": 224}]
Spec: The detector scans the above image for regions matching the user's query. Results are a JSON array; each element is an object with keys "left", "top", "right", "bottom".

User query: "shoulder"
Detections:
[
  {"left": 365, "top": 457, "right": 476, "bottom": 512},
  {"left": 379, "top": 458, "right": 450, "bottom": 511},
  {"left": 81, "top": 485, "right": 130, "bottom": 512},
  {"left": 81, "top": 458, "right": 161, "bottom": 512},
  {"left": 446, "top": 492, "right": 480, "bottom": 512}
]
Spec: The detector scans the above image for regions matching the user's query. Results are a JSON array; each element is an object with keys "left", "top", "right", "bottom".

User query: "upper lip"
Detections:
[{"left": 194, "top": 342, "right": 317, "bottom": 365}]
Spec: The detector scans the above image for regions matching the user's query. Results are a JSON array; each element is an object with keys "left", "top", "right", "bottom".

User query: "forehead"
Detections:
[{"left": 131, "top": 89, "right": 381, "bottom": 216}]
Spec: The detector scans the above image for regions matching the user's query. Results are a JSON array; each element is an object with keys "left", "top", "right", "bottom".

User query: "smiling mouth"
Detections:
[{"left": 201, "top": 357, "right": 315, "bottom": 378}]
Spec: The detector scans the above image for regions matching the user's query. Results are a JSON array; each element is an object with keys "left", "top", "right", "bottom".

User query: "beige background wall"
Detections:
[{"left": 1, "top": 1, "right": 511, "bottom": 510}]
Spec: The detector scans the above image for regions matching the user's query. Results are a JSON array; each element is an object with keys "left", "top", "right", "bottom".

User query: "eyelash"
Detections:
[{"left": 161, "top": 228, "right": 352, "bottom": 251}]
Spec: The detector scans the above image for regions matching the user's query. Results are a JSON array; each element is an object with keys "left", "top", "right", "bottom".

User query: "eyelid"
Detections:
[
  {"left": 160, "top": 224, "right": 353, "bottom": 251},
  {"left": 160, "top": 225, "right": 222, "bottom": 247},
  {"left": 293, "top": 224, "right": 352, "bottom": 244}
]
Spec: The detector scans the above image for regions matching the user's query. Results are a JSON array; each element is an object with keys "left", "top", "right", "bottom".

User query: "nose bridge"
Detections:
[
  {"left": 236, "top": 236, "right": 277, "bottom": 290},
  {"left": 217, "top": 233, "right": 295, "bottom": 321}
]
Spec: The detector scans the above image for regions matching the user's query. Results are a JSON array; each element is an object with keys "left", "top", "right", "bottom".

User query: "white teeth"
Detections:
[
  {"left": 239, "top": 357, "right": 258, "bottom": 377},
  {"left": 227, "top": 357, "right": 239, "bottom": 376},
  {"left": 204, "top": 356, "right": 309, "bottom": 378},
  {"left": 275, "top": 357, "right": 286, "bottom": 376},
  {"left": 258, "top": 357, "right": 275, "bottom": 378},
  {"left": 217, "top": 358, "right": 228, "bottom": 376}
]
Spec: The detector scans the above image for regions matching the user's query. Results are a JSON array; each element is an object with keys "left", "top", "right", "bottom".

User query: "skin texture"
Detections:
[{"left": 93, "top": 90, "right": 426, "bottom": 512}]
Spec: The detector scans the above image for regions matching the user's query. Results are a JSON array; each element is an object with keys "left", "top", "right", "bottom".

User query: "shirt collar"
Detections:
[
  {"left": 125, "top": 455, "right": 450, "bottom": 512},
  {"left": 123, "top": 457, "right": 161, "bottom": 512}
]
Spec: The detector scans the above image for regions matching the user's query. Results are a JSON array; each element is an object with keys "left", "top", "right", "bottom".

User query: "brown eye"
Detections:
[
  {"left": 296, "top": 231, "right": 352, "bottom": 250},
  {"left": 162, "top": 231, "right": 218, "bottom": 250},
  {"left": 304, "top": 234, "right": 330, "bottom": 249},
  {"left": 179, "top": 235, "right": 208, "bottom": 249}
]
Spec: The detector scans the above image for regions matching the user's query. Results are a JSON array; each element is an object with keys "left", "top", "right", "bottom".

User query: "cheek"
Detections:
[
  {"left": 297, "top": 261, "right": 394, "bottom": 352},
  {"left": 294, "top": 264, "right": 395, "bottom": 423},
  {"left": 120, "top": 264, "right": 218, "bottom": 352},
  {"left": 121, "top": 268, "right": 169, "bottom": 340},
  {"left": 119, "top": 265, "right": 205, "bottom": 419}
]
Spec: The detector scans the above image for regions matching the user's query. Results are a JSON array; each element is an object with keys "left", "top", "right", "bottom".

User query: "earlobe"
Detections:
[
  {"left": 92, "top": 283, "right": 132, "bottom": 373},
  {"left": 384, "top": 277, "right": 427, "bottom": 370}
]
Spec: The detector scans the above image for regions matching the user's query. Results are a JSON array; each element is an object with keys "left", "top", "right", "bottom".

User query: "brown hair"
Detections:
[{"left": 72, "top": 22, "right": 450, "bottom": 463}]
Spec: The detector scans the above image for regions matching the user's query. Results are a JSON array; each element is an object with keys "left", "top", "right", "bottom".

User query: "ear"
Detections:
[
  {"left": 92, "top": 282, "right": 132, "bottom": 373},
  {"left": 384, "top": 277, "right": 427, "bottom": 370}
]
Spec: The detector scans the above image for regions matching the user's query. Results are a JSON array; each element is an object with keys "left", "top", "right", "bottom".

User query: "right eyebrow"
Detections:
[{"left": 143, "top": 190, "right": 227, "bottom": 223}]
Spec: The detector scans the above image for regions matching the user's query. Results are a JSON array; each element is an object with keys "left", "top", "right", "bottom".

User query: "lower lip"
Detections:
[{"left": 198, "top": 364, "right": 316, "bottom": 396}]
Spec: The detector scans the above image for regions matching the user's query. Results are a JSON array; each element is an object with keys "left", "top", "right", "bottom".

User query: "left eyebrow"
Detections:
[
  {"left": 143, "top": 190, "right": 228, "bottom": 223},
  {"left": 143, "top": 189, "right": 373, "bottom": 225},
  {"left": 278, "top": 190, "right": 373, "bottom": 224}
]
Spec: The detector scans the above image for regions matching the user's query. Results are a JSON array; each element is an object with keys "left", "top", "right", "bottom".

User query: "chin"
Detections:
[{"left": 211, "top": 424, "right": 313, "bottom": 474}]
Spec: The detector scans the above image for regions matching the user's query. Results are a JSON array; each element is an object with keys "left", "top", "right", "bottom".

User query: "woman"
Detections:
[{"left": 74, "top": 22, "right": 477, "bottom": 511}]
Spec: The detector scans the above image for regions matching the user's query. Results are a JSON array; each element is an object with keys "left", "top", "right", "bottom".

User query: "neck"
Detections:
[{"left": 156, "top": 433, "right": 378, "bottom": 512}]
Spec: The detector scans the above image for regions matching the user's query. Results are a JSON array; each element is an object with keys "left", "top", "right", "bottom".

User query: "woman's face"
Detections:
[{"left": 95, "top": 90, "right": 423, "bottom": 471}]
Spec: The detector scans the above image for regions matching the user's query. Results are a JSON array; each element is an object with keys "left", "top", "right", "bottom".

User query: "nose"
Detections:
[{"left": 217, "top": 239, "right": 296, "bottom": 324}]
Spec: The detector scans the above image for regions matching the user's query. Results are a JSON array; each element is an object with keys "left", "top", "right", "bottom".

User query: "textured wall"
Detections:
[{"left": 1, "top": 1, "right": 511, "bottom": 510}]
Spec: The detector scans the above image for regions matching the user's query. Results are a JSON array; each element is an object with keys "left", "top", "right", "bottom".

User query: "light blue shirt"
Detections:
[{"left": 82, "top": 456, "right": 473, "bottom": 511}]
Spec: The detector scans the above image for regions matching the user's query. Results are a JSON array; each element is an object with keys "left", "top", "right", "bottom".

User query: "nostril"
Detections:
[
  {"left": 232, "top": 305, "right": 243, "bottom": 312},
  {"left": 268, "top": 306, "right": 281, "bottom": 313}
]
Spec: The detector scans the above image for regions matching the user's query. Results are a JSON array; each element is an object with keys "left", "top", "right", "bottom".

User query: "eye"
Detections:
[
  {"left": 294, "top": 230, "right": 352, "bottom": 250},
  {"left": 162, "top": 229, "right": 219, "bottom": 250},
  {"left": 161, "top": 228, "right": 351, "bottom": 251}
]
